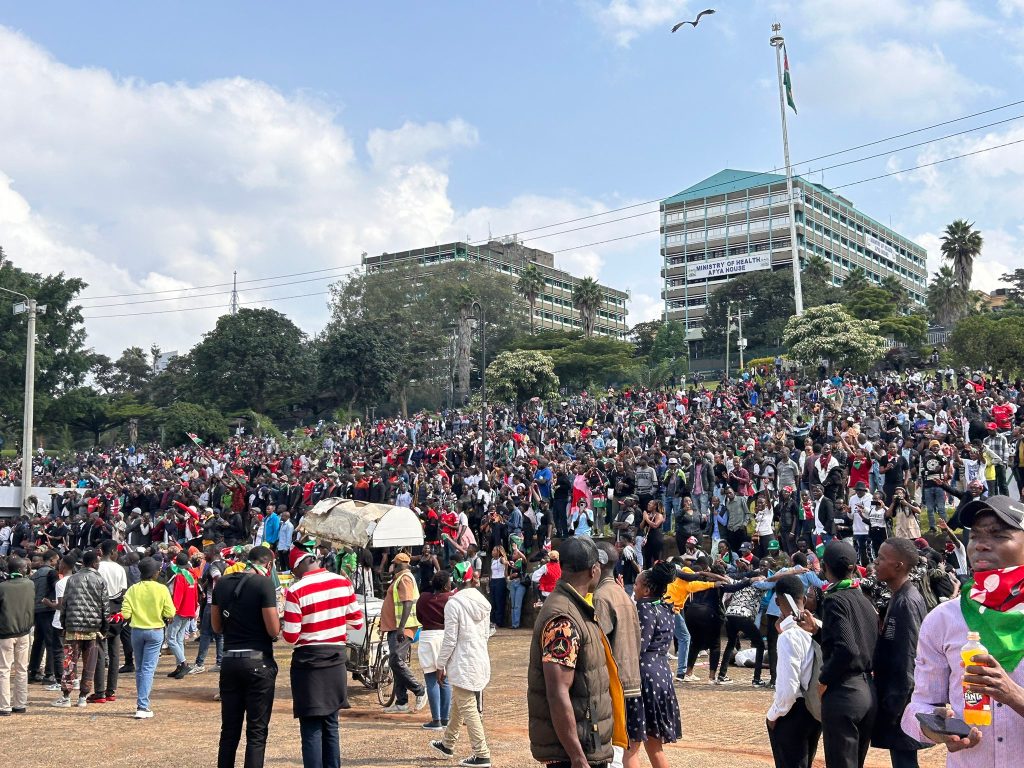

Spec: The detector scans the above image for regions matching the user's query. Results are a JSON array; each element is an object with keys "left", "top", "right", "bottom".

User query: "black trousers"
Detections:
[
  {"left": 387, "top": 630, "right": 424, "bottom": 705},
  {"left": 29, "top": 611, "right": 56, "bottom": 677},
  {"left": 769, "top": 697, "right": 821, "bottom": 768},
  {"left": 726, "top": 527, "right": 747, "bottom": 554},
  {"left": 218, "top": 655, "right": 278, "bottom": 768},
  {"left": 684, "top": 606, "right": 722, "bottom": 675},
  {"left": 766, "top": 616, "right": 779, "bottom": 684},
  {"left": 821, "top": 674, "right": 877, "bottom": 768},
  {"left": 718, "top": 615, "right": 765, "bottom": 681}
]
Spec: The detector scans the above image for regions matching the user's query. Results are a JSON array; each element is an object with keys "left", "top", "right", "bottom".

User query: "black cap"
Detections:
[{"left": 959, "top": 495, "right": 1024, "bottom": 531}]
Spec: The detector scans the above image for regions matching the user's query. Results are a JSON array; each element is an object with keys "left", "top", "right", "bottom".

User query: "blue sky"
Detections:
[{"left": 0, "top": 0, "right": 1022, "bottom": 355}]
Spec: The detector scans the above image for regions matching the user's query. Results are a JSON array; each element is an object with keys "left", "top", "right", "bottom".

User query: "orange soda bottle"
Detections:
[{"left": 961, "top": 631, "right": 992, "bottom": 726}]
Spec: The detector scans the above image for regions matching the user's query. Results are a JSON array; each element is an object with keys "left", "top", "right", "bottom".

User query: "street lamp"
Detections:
[
  {"left": 469, "top": 300, "right": 487, "bottom": 462},
  {"left": 0, "top": 287, "right": 47, "bottom": 509}
]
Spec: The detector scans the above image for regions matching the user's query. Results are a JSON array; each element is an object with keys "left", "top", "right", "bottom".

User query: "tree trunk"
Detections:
[
  {"left": 530, "top": 297, "right": 536, "bottom": 334},
  {"left": 455, "top": 307, "right": 472, "bottom": 404}
]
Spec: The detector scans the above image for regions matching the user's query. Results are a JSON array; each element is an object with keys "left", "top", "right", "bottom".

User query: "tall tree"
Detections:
[
  {"left": 927, "top": 266, "right": 961, "bottom": 328},
  {"left": 879, "top": 275, "right": 912, "bottom": 313},
  {"left": 485, "top": 350, "right": 559, "bottom": 407},
  {"left": 628, "top": 320, "right": 663, "bottom": 358},
  {"left": 843, "top": 266, "right": 869, "bottom": 295},
  {"left": 516, "top": 263, "right": 545, "bottom": 334},
  {"left": 941, "top": 219, "right": 983, "bottom": 292},
  {"left": 783, "top": 304, "right": 888, "bottom": 372},
  {"left": 801, "top": 255, "right": 844, "bottom": 308},
  {"left": 318, "top": 316, "right": 403, "bottom": 413},
  {"left": 572, "top": 277, "right": 603, "bottom": 338},
  {"left": 0, "top": 255, "right": 91, "bottom": 436}
]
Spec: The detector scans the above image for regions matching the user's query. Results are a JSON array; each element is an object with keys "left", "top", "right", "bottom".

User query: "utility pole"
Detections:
[
  {"left": 737, "top": 302, "right": 746, "bottom": 372},
  {"left": 770, "top": 23, "right": 804, "bottom": 315},
  {"left": 725, "top": 301, "right": 732, "bottom": 383},
  {"left": 0, "top": 288, "right": 46, "bottom": 509},
  {"left": 229, "top": 270, "right": 239, "bottom": 315}
]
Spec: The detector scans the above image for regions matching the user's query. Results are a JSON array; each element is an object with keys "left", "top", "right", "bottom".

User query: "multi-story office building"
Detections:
[
  {"left": 363, "top": 239, "right": 629, "bottom": 338},
  {"left": 660, "top": 169, "right": 928, "bottom": 334}
]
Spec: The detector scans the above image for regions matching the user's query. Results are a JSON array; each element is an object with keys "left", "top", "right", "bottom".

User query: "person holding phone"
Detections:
[{"left": 901, "top": 495, "right": 1024, "bottom": 767}]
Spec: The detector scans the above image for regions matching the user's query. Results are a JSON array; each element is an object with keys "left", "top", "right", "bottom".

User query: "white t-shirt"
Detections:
[
  {"left": 52, "top": 577, "right": 67, "bottom": 629},
  {"left": 849, "top": 493, "right": 872, "bottom": 535}
]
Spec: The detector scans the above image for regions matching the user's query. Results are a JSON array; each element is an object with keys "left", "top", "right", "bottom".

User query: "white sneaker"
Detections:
[
  {"left": 76, "top": 696, "right": 88, "bottom": 708},
  {"left": 382, "top": 703, "right": 410, "bottom": 714},
  {"left": 133, "top": 708, "right": 154, "bottom": 719},
  {"left": 188, "top": 665, "right": 206, "bottom": 675},
  {"left": 51, "top": 697, "right": 72, "bottom": 708},
  {"left": 414, "top": 692, "right": 429, "bottom": 712},
  {"left": 681, "top": 674, "right": 701, "bottom": 683}
]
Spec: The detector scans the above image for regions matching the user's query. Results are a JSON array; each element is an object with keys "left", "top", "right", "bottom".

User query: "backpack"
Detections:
[{"left": 802, "top": 639, "right": 824, "bottom": 722}]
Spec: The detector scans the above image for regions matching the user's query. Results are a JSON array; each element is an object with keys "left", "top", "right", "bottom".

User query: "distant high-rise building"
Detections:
[
  {"left": 363, "top": 239, "right": 629, "bottom": 338},
  {"left": 660, "top": 169, "right": 928, "bottom": 335}
]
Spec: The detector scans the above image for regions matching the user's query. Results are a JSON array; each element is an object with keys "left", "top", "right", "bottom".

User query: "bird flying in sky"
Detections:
[{"left": 671, "top": 9, "right": 716, "bottom": 32}]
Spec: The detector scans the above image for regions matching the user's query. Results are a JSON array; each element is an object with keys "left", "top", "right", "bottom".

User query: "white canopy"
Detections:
[{"left": 297, "top": 499, "right": 424, "bottom": 550}]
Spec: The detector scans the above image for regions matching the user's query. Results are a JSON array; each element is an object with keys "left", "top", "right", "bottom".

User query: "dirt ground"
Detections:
[{"left": 13, "top": 630, "right": 945, "bottom": 768}]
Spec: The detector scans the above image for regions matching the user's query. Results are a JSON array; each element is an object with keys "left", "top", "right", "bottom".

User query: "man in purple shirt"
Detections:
[{"left": 901, "top": 495, "right": 1024, "bottom": 767}]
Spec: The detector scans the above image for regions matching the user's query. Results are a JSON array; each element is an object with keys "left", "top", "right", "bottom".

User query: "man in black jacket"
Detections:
[
  {"left": 54, "top": 549, "right": 108, "bottom": 708},
  {"left": 870, "top": 538, "right": 927, "bottom": 768},
  {"left": 28, "top": 549, "right": 59, "bottom": 684}
]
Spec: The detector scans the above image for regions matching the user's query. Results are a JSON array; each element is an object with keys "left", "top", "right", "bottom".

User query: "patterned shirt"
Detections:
[{"left": 541, "top": 617, "right": 580, "bottom": 669}]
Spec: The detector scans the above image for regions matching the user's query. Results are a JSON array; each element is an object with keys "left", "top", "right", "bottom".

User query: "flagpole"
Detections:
[{"left": 770, "top": 23, "right": 804, "bottom": 315}]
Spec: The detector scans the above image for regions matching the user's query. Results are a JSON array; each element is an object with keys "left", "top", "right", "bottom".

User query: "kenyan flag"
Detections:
[
  {"left": 186, "top": 432, "right": 204, "bottom": 447},
  {"left": 814, "top": 534, "right": 825, "bottom": 558},
  {"left": 783, "top": 44, "right": 797, "bottom": 113}
]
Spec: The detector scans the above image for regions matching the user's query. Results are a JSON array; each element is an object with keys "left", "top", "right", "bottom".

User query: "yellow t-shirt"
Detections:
[
  {"left": 664, "top": 569, "right": 716, "bottom": 614},
  {"left": 122, "top": 580, "right": 175, "bottom": 629}
]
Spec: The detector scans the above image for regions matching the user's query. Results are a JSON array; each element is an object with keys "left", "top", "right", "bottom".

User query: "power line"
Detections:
[
  {"left": 82, "top": 267, "right": 362, "bottom": 309},
  {"left": 470, "top": 98, "right": 1024, "bottom": 245},
  {"left": 81, "top": 133, "right": 1024, "bottom": 316},
  {"left": 521, "top": 110, "right": 1024, "bottom": 244},
  {"left": 82, "top": 289, "right": 335, "bottom": 319},
  {"left": 78, "top": 263, "right": 359, "bottom": 301}
]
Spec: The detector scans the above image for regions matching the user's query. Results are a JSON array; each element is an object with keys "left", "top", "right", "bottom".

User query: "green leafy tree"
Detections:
[
  {"left": 843, "top": 266, "right": 869, "bottom": 295},
  {"left": 650, "top": 320, "right": 688, "bottom": 364},
  {"left": 628, "top": 320, "right": 663, "bottom": 359},
  {"left": 516, "top": 263, "right": 545, "bottom": 334},
  {"left": 183, "top": 308, "right": 316, "bottom": 415},
  {"left": 801, "top": 254, "right": 844, "bottom": 308},
  {"left": 485, "top": 350, "right": 559, "bottom": 406},
  {"left": 318, "top": 316, "right": 404, "bottom": 413},
  {"left": 0, "top": 253, "right": 91, "bottom": 437},
  {"left": 877, "top": 314, "right": 927, "bottom": 346},
  {"left": 158, "top": 401, "right": 229, "bottom": 446},
  {"left": 512, "top": 330, "right": 636, "bottom": 390},
  {"left": 572, "top": 277, "right": 603, "bottom": 338},
  {"left": 45, "top": 388, "right": 154, "bottom": 445},
  {"left": 783, "top": 303, "right": 888, "bottom": 371},
  {"left": 948, "top": 314, "right": 1024, "bottom": 374},
  {"left": 702, "top": 270, "right": 793, "bottom": 354},
  {"left": 941, "top": 219, "right": 983, "bottom": 292},
  {"left": 94, "top": 346, "right": 153, "bottom": 394},
  {"left": 879, "top": 275, "right": 912, "bottom": 313}
]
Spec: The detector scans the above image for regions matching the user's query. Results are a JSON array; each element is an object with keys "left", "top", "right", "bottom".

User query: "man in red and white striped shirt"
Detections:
[{"left": 282, "top": 545, "right": 363, "bottom": 768}]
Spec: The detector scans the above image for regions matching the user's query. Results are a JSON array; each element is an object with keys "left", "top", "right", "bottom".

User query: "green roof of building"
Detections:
[{"left": 662, "top": 169, "right": 795, "bottom": 205}]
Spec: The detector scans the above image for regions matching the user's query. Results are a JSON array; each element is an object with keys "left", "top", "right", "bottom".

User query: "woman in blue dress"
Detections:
[{"left": 624, "top": 561, "right": 682, "bottom": 768}]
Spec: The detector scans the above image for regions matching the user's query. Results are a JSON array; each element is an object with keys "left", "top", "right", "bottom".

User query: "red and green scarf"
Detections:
[{"left": 962, "top": 566, "right": 1024, "bottom": 672}]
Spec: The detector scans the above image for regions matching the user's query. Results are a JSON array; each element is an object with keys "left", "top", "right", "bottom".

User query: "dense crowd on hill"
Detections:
[{"left": 2, "top": 364, "right": 1023, "bottom": 768}]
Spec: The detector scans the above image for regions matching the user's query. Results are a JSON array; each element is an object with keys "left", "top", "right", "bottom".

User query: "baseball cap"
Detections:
[
  {"left": 393, "top": 552, "right": 412, "bottom": 564},
  {"left": 668, "top": 457, "right": 678, "bottom": 465},
  {"left": 767, "top": 540, "right": 780, "bottom": 551},
  {"left": 959, "top": 495, "right": 1024, "bottom": 531}
]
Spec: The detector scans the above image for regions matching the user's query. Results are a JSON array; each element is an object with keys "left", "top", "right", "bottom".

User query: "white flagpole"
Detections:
[{"left": 770, "top": 24, "right": 804, "bottom": 315}]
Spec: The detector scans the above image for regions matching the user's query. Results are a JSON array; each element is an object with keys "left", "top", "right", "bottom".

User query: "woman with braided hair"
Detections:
[{"left": 623, "top": 561, "right": 681, "bottom": 768}]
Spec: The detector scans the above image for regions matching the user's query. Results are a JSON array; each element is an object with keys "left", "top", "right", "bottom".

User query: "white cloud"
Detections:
[
  {"left": 798, "top": 39, "right": 988, "bottom": 121},
  {"left": 587, "top": 0, "right": 690, "bottom": 47},
  {"left": 628, "top": 291, "right": 664, "bottom": 322},
  {"left": 367, "top": 119, "right": 479, "bottom": 169},
  {"left": 0, "top": 26, "right": 485, "bottom": 355},
  {"left": 798, "top": 0, "right": 992, "bottom": 38}
]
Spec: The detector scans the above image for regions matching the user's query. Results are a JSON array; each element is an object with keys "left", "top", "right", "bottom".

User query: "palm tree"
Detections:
[
  {"left": 572, "top": 277, "right": 603, "bottom": 338},
  {"left": 927, "top": 266, "right": 960, "bottom": 328},
  {"left": 941, "top": 219, "right": 983, "bottom": 292},
  {"left": 516, "top": 262, "right": 545, "bottom": 333}
]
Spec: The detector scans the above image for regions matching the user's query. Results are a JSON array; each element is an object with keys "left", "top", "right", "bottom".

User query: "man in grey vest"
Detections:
[{"left": 528, "top": 537, "right": 620, "bottom": 768}]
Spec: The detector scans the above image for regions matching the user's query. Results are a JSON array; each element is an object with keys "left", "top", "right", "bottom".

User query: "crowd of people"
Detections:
[{"left": 1, "top": 362, "right": 1023, "bottom": 767}]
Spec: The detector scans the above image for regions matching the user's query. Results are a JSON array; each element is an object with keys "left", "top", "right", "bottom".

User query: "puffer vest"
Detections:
[{"left": 528, "top": 581, "right": 613, "bottom": 765}]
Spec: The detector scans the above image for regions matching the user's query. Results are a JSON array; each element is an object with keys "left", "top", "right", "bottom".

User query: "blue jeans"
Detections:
[
  {"left": 299, "top": 712, "right": 340, "bottom": 768},
  {"left": 923, "top": 486, "right": 946, "bottom": 529},
  {"left": 673, "top": 612, "right": 690, "bottom": 677},
  {"left": 167, "top": 615, "right": 190, "bottom": 665},
  {"left": 195, "top": 608, "right": 223, "bottom": 667},
  {"left": 424, "top": 670, "right": 451, "bottom": 723},
  {"left": 663, "top": 496, "right": 678, "bottom": 532},
  {"left": 508, "top": 581, "right": 527, "bottom": 629},
  {"left": 692, "top": 492, "right": 710, "bottom": 517},
  {"left": 130, "top": 627, "right": 163, "bottom": 711}
]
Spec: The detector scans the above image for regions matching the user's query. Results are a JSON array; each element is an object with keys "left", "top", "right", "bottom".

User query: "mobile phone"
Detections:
[{"left": 915, "top": 712, "right": 972, "bottom": 738}]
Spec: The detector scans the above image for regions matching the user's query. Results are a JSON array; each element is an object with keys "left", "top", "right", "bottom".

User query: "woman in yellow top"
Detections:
[
  {"left": 121, "top": 557, "right": 175, "bottom": 720},
  {"left": 664, "top": 558, "right": 722, "bottom": 682}
]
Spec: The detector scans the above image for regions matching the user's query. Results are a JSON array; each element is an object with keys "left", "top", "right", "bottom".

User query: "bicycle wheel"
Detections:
[{"left": 374, "top": 653, "right": 395, "bottom": 707}]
